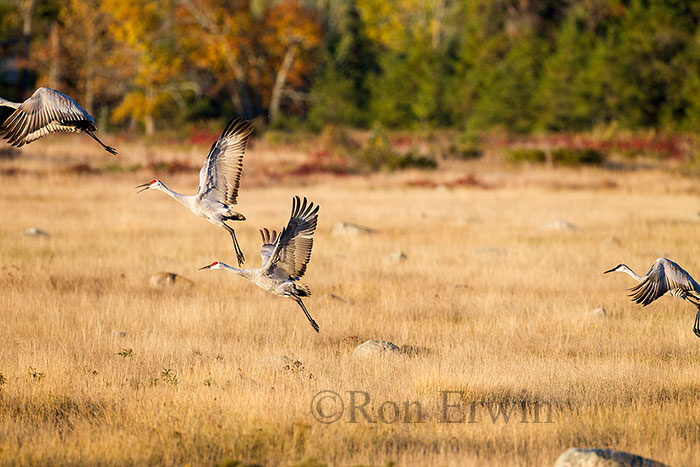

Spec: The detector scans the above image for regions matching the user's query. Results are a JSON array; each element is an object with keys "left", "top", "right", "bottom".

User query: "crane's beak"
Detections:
[
  {"left": 603, "top": 266, "right": 617, "bottom": 274},
  {"left": 135, "top": 183, "right": 151, "bottom": 194},
  {"left": 198, "top": 264, "right": 212, "bottom": 270}
]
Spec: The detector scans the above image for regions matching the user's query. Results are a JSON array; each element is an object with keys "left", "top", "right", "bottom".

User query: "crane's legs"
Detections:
[
  {"left": 222, "top": 222, "right": 245, "bottom": 267},
  {"left": 85, "top": 130, "right": 117, "bottom": 155},
  {"left": 293, "top": 297, "right": 319, "bottom": 333},
  {"left": 694, "top": 307, "right": 700, "bottom": 339}
]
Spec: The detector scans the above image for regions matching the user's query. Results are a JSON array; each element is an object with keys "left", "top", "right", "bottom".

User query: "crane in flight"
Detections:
[
  {"left": 199, "top": 196, "right": 321, "bottom": 333},
  {"left": 136, "top": 117, "right": 253, "bottom": 266},
  {"left": 0, "top": 87, "right": 117, "bottom": 154},
  {"left": 604, "top": 257, "right": 700, "bottom": 339}
]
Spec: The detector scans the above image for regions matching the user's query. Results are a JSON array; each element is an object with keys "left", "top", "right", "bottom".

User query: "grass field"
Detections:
[{"left": 0, "top": 138, "right": 699, "bottom": 466}]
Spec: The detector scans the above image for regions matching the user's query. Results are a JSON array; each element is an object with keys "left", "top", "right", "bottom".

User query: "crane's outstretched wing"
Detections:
[
  {"left": 260, "top": 228, "right": 278, "bottom": 266},
  {"left": 197, "top": 117, "right": 253, "bottom": 206},
  {"left": 629, "top": 258, "right": 698, "bottom": 305},
  {"left": 0, "top": 87, "right": 95, "bottom": 147},
  {"left": 262, "top": 196, "right": 319, "bottom": 280}
]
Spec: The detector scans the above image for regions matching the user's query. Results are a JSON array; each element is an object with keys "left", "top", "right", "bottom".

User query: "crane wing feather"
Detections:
[
  {"left": 260, "top": 228, "right": 279, "bottom": 265},
  {"left": 0, "top": 87, "right": 94, "bottom": 147},
  {"left": 261, "top": 196, "right": 319, "bottom": 280},
  {"left": 197, "top": 117, "right": 253, "bottom": 206},
  {"left": 629, "top": 258, "right": 698, "bottom": 305}
]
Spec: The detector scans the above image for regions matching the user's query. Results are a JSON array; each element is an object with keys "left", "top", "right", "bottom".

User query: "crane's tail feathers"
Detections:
[
  {"left": 224, "top": 212, "right": 246, "bottom": 221},
  {"left": 294, "top": 283, "right": 311, "bottom": 297},
  {"left": 86, "top": 130, "right": 117, "bottom": 155},
  {"left": 294, "top": 297, "right": 319, "bottom": 333},
  {"left": 694, "top": 307, "right": 700, "bottom": 339},
  {"left": 223, "top": 223, "right": 245, "bottom": 266},
  {"left": 1, "top": 109, "right": 28, "bottom": 146}
]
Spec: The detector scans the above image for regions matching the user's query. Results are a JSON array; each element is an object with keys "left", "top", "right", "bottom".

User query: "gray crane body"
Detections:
[
  {"left": 605, "top": 257, "right": 700, "bottom": 338},
  {"left": 200, "top": 196, "right": 320, "bottom": 333}
]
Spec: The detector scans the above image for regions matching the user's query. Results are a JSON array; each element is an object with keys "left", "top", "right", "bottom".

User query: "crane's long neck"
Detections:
[
  {"left": 0, "top": 97, "right": 20, "bottom": 109},
  {"left": 617, "top": 264, "right": 643, "bottom": 281},
  {"left": 157, "top": 183, "right": 195, "bottom": 210},
  {"left": 219, "top": 263, "right": 255, "bottom": 280}
]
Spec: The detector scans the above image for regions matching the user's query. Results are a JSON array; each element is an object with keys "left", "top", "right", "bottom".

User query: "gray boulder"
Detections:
[
  {"left": 587, "top": 307, "right": 607, "bottom": 318},
  {"left": 554, "top": 448, "right": 668, "bottom": 467},
  {"left": 331, "top": 222, "right": 378, "bottom": 237},
  {"left": 22, "top": 227, "right": 50, "bottom": 237},
  {"left": 382, "top": 251, "right": 407, "bottom": 266},
  {"left": 352, "top": 339, "right": 401, "bottom": 358},
  {"left": 149, "top": 272, "right": 194, "bottom": 289},
  {"left": 540, "top": 219, "right": 578, "bottom": 231}
]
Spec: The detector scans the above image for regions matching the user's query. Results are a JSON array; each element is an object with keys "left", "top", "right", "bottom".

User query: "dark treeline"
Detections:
[{"left": 1, "top": 0, "right": 699, "bottom": 134}]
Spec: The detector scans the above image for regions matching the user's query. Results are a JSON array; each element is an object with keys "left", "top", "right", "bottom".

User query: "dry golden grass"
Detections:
[{"left": 0, "top": 139, "right": 699, "bottom": 466}]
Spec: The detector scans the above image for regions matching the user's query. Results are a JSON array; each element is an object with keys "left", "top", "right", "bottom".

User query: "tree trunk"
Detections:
[
  {"left": 432, "top": 0, "right": 445, "bottom": 51},
  {"left": 85, "top": 22, "right": 96, "bottom": 114},
  {"left": 145, "top": 87, "right": 155, "bottom": 136},
  {"left": 18, "top": 0, "right": 36, "bottom": 95},
  {"left": 144, "top": 115, "right": 155, "bottom": 136},
  {"left": 269, "top": 44, "right": 297, "bottom": 122},
  {"left": 48, "top": 21, "right": 60, "bottom": 89}
]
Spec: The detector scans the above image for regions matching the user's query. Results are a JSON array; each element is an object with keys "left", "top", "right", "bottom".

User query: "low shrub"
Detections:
[
  {"left": 506, "top": 149, "right": 546, "bottom": 164},
  {"left": 551, "top": 148, "right": 605, "bottom": 166},
  {"left": 446, "top": 130, "right": 483, "bottom": 160}
]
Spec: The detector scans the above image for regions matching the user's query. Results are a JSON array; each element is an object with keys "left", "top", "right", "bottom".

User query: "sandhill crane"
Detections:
[
  {"left": 0, "top": 87, "right": 117, "bottom": 154},
  {"left": 604, "top": 257, "right": 700, "bottom": 338},
  {"left": 199, "top": 196, "right": 321, "bottom": 333},
  {"left": 136, "top": 117, "right": 253, "bottom": 266}
]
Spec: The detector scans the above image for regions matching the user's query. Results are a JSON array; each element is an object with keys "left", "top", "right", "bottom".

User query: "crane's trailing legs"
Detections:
[
  {"left": 85, "top": 129, "right": 117, "bottom": 155},
  {"left": 694, "top": 306, "right": 700, "bottom": 338},
  {"left": 222, "top": 214, "right": 246, "bottom": 266},
  {"left": 293, "top": 297, "right": 319, "bottom": 333}
]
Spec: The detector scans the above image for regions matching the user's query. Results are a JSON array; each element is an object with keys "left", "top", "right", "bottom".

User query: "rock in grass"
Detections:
[
  {"left": 587, "top": 307, "right": 607, "bottom": 318},
  {"left": 554, "top": 448, "right": 668, "bottom": 467},
  {"left": 540, "top": 219, "right": 578, "bottom": 231},
  {"left": 261, "top": 354, "right": 293, "bottom": 370},
  {"left": 382, "top": 251, "right": 407, "bottom": 266},
  {"left": 352, "top": 339, "right": 401, "bottom": 358},
  {"left": 22, "top": 227, "right": 50, "bottom": 237},
  {"left": 331, "top": 222, "right": 378, "bottom": 236},
  {"left": 149, "top": 272, "right": 194, "bottom": 289},
  {"left": 605, "top": 236, "right": 621, "bottom": 246}
]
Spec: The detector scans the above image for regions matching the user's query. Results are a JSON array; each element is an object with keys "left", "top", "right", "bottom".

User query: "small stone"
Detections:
[
  {"left": 382, "top": 251, "right": 407, "bottom": 266},
  {"left": 328, "top": 294, "right": 348, "bottom": 303},
  {"left": 331, "top": 222, "right": 378, "bottom": 237},
  {"left": 474, "top": 247, "right": 507, "bottom": 256},
  {"left": 111, "top": 330, "right": 128, "bottom": 338},
  {"left": 554, "top": 447, "right": 668, "bottom": 467},
  {"left": 605, "top": 237, "right": 621, "bottom": 246},
  {"left": 352, "top": 339, "right": 401, "bottom": 358},
  {"left": 261, "top": 354, "right": 293, "bottom": 370},
  {"left": 22, "top": 227, "right": 50, "bottom": 237},
  {"left": 588, "top": 307, "right": 607, "bottom": 318},
  {"left": 149, "top": 272, "right": 194, "bottom": 289},
  {"left": 540, "top": 219, "right": 578, "bottom": 231}
]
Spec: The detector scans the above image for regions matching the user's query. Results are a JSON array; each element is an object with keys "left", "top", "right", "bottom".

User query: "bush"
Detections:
[
  {"left": 387, "top": 151, "right": 438, "bottom": 170},
  {"left": 551, "top": 148, "right": 605, "bottom": 165},
  {"left": 355, "top": 124, "right": 437, "bottom": 171},
  {"left": 506, "top": 149, "right": 546, "bottom": 164},
  {"left": 445, "top": 130, "right": 483, "bottom": 160}
]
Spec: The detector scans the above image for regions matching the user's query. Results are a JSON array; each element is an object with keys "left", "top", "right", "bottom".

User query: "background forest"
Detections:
[{"left": 1, "top": 0, "right": 700, "bottom": 136}]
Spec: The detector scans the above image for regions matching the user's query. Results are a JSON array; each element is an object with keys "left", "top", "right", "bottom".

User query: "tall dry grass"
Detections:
[{"left": 0, "top": 139, "right": 699, "bottom": 466}]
